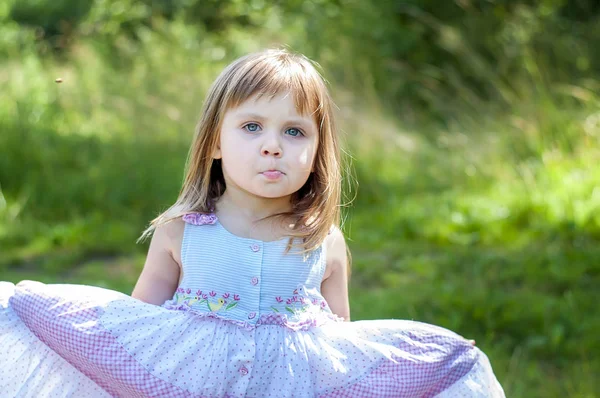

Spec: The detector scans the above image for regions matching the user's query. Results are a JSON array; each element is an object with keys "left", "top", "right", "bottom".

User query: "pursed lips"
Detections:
[{"left": 261, "top": 170, "right": 285, "bottom": 179}]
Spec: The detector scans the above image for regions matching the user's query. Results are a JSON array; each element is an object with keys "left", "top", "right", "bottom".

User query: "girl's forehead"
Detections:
[{"left": 227, "top": 91, "right": 318, "bottom": 119}]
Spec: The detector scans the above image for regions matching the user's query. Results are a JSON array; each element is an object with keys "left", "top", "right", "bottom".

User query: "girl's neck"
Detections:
[
  {"left": 215, "top": 191, "right": 293, "bottom": 223},
  {"left": 214, "top": 191, "right": 295, "bottom": 241}
]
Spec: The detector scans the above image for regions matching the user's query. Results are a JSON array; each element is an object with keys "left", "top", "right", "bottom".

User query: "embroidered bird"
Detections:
[
  {"left": 208, "top": 298, "right": 226, "bottom": 312},
  {"left": 294, "top": 285, "right": 319, "bottom": 298}
]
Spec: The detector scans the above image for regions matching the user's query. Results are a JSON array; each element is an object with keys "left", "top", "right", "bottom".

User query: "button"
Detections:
[
  {"left": 250, "top": 244, "right": 260, "bottom": 252},
  {"left": 248, "top": 312, "right": 256, "bottom": 319},
  {"left": 239, "top": 366, "right": 248, "bottom": 376},
  {"left": 251, "top": 277, "right": 259, "bottom": 285}
]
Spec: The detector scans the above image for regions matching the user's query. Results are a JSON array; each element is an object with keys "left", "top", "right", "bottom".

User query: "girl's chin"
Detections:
[
  {"left": 255, "top": 192, "right": 292, "bottom": 200},
  {"left": 250, "top": 187, "right": 295, "bottom": 200}
]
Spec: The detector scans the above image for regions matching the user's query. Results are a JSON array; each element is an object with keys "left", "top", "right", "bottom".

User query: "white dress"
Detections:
[{"left": 0, "top": 213, "right": 505, "bottom": 397}]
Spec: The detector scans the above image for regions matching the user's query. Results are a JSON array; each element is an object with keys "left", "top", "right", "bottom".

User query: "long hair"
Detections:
[{"left": 139, "top": 48, "right": 344, "bottom": 255}]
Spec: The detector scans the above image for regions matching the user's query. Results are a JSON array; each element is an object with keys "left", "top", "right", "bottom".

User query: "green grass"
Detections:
[{"left": 1, "top": 22, "right": 599, "bottom": 397}]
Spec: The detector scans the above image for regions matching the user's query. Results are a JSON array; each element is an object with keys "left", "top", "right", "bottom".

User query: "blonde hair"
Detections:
[{"left": 140, "top": 48, "right": 345, "bottom": 254}]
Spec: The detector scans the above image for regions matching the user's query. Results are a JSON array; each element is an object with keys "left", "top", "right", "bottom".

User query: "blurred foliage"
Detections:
[
  {"left": 288, "top": 0, "right": 600, "bottom": 120},
  {"left": 4, "top": 0, "right": 600, "bottom": 120},
  {"left": 1, "top": 0, "right": 599, "bottom": 396},
  {"left": 3, "top": 0, "right": 600, "bottom": 116}
]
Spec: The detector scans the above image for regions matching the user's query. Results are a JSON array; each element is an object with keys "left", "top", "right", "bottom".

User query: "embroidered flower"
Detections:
[
  {"left": 234, "top": 294, "right": 240, "bottom": 301},
  {"left": 268, "top": 284, "right": 332, "bottom": 317},
  {"left": 167, "top": 288, "right": 242, "bottom": 315}
]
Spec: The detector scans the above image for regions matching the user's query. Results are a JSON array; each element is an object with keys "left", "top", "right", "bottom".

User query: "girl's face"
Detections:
[{"left": 214, "top": 92, "right": 319, "bottom": 201}]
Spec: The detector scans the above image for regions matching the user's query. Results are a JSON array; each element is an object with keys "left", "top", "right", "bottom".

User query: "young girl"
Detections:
[{"left": 0, "top": 49, "right": 505, "bottom": 397}]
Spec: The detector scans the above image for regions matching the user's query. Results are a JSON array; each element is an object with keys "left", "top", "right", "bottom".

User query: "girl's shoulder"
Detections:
[
  {"left": 159, "top": 216, "right": 186, "bottom": 240},
  {"left": 153, "top": 217, "right": 186, "bottom": 266},
  {"left": 322, "top": 225, "right": 347, "bottom": 278}
]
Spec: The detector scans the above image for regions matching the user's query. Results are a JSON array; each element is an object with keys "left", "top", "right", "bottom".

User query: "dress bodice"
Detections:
[{"left": 161, "top": 213, "right": 339, "bottom": 329}]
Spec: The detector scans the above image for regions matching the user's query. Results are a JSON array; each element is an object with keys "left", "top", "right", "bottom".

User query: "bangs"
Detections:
[{"left": 224, "top": 54, "right": 326, "bottom": 120}]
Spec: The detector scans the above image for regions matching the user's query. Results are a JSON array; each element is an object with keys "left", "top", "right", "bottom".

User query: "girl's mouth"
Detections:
[{"left": 261, "top": 170, "right": 284, "bottom": 180}]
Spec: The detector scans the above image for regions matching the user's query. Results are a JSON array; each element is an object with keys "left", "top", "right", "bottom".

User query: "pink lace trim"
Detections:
[
  {"left": 257, "top": 312, "right": 345, "bottom": 331},
  {"left": 182, "top": 212, "right": 217, "bottom": 225},
  {"left": 161, "top": 300, "right": 344, "bottom": 331}
]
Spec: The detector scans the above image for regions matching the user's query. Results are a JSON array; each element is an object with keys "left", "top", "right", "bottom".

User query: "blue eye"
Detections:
[
  {"left": 244, "top": 123, "right": 260, "bottom": 132},
  {"left": 286, "top": 128, "right": 303, "bottom": 137}
]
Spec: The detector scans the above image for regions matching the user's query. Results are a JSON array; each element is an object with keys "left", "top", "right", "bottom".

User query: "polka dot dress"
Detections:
[{"left": 0, "top": 215, "right": 505, "bottom": 397}]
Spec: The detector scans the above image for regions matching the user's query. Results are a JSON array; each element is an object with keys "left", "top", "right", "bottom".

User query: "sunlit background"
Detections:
[{"left": 1, "top": 1, "right": 599, "bottom": 396}]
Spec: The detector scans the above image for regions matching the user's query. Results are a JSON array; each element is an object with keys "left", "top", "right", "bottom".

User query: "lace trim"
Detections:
[
  {"left": 257, "top": 311, "right": 345, "bottom": 331},
  {"left": 182, "top": 213, "right": 217, "bottom": 225},
  {"left": 160, "top": 300, "right": 344, "bottom": 331}
]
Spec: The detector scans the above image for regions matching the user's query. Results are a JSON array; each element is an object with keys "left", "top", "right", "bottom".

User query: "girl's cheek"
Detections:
[
  {"left": 298, "top": 149, "right": 310, "bottom": 165},
  {"left": 297, "top": 148, "right": 317, "bottom": 171}
]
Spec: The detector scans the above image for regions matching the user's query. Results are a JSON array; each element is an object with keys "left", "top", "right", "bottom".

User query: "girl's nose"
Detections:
[
  {"left": 261, "top": 135, "right": 282, "bottom": 157},
  {"left": 262, "top": 147, "right": 281, "bottom": 157}
]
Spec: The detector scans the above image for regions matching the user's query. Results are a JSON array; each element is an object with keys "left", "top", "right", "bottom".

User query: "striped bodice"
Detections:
[{"left": 162, "top": 213, "right": 336, "bottom": 328}]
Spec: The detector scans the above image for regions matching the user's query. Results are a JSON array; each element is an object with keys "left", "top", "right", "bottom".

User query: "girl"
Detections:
[{"left": 0, "top": 49, "right": 505, "bottom": 397}]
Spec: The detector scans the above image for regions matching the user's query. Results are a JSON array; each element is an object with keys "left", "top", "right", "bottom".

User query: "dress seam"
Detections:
[
  {"left": 315, "top": 355, "right": 389, "bottom": 396},
  {"left": 315, "top": 343, "right": 479, "bottom": 397},
  {"left": 431, "top": 347, "right": 479, "bottom": 397},
  {"left": 96, "top": 304, "right": 205, "bottom": 397},
  {"left": 6, "top": 300, "right": 111, "bottom": 396}
]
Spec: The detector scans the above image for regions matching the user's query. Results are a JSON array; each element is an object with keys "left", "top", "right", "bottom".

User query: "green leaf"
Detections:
[
  {"left": 270, "top": 306, "right": 279, "bottom": 312},
  {"left": 226, "top": 301, "right": 238, "bottom": 310},
  {"left": 285, "top": 306, "right": 295, "bottom": 314}
]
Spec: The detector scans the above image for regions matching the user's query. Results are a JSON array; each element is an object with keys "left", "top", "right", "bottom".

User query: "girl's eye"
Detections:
[
  {"left": 244, "top": 123, "right": 260, "bottom": 132},
  {"left": 285, "top": 128, "right": 303, "bottom": 137}
]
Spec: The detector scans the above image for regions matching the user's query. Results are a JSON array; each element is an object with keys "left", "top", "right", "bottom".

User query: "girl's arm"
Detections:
[
  {"left": 131, "top": 220, "right": 182, "bottom": 305},
  {"left": 321, "top": 227, "right": 351, "bottom": 321}
]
